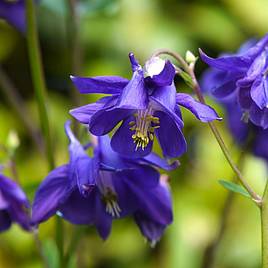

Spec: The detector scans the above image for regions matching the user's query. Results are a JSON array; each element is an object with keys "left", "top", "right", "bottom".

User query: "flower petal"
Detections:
[
  {"left": 141, "top": 153, "right": 179, "bottom": 171},
  {"left": 212, "top": 80, "right": 237, "bottom": 99},
  {"left": 69, "top": 96, "right": 115, "bottom": 124},
  {"left": 32, "top": 165, "right": 73, "bottom": 224},
  {"left": 249, "top": 103, "right": 268, "bottom": 129},
  {"left": 154, "top": 111, "right": 187, "bottom": 158},
  {"left": 89, "top": 107, "right": 132, "bottom": 136},
  {"left": 134, "top": 212, "right": 167, "bottom": 245},
  {"left": 145, "top": 60, "right": 176, "bottom": 87},
  {"left": 117, "top": 70, "right": 148, "bottom": 110},
  {"left": 251, "top": 76, "right": 268, "bottom": 109},
  {"left": 176, "top": 93, "right": 221, "bottom": 122},
  {"left": 70, "top": 75, "right": 129, "bottom": 94},
  {"left": 111, "top": 116, "right": 153, "bottom": 158}
]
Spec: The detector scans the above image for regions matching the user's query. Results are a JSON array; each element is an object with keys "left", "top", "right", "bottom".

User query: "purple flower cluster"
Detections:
[
  {"left": 32, "top": 121, "right": 176, "bottom": 244},
  {"left": 201, "top": 37, "right": 268, "bottom": 162},
  {"left": 200, "top": 34, "right": 268, "bottom": 129}
]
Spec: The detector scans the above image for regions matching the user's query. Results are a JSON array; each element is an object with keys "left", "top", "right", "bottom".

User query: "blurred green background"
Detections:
[{"left": 0, "top": 0, "right": 267, "bottom": 267}]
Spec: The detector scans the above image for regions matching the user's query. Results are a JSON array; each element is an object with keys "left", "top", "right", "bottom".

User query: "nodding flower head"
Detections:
[{"left": 70, "top": 53, "right": 221, "bottom": 158}]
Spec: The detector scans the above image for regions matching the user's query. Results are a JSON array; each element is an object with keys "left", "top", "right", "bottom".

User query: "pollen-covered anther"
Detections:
[
  {"left": 102, "top": 189, "right": 121, "bottom": 218},
  {"left": 130, "top": 108, "right": 160, "bottom": 151}
]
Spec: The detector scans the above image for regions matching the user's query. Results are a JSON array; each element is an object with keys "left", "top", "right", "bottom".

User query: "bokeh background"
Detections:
[{"left": 0, "top": 0, "right": 267, "bottom": 267}]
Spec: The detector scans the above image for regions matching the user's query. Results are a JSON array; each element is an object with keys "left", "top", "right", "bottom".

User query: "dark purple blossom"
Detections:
[
  {"left": 200, "top": 34, "right": 268, "bottom": 129},
  {"left": 0, "top": 0, "right": 27, "bottom": 32},
  {"left": 70, "top": 53, "right": 220, "bottom": 159},
  {"left": 201, "top": 61, "right": 268, "bottom": 163},
  {"left": 32, "top": 121, "right": 176, "bottom": 244},
  {"left": 0, "top": 174, "right": 30, "bottom": 232}
]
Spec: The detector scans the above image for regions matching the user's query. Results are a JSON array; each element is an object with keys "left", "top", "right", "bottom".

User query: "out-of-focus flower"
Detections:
[
  {"left": 200, "top": 34, "right": 268, "bottom": 129},
  {"left": 201, "top": 60, "right": 268, "bottom": 163},
  {"left": 32, "top": 121, "right": 177, "bottom": 244},
  {"left": 0, "top": 174, "right": 30, "bottom": 232},
  {"left": 70, "top": 53, "right": 220, "bottom": 159},
  {"left": 0, "top": 0, "right": 27, "bottom": 32}
]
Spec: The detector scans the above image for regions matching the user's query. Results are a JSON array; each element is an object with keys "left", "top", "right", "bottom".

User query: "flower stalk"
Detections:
[
  {"left": 26, "top": 0, "right": 64, "bottom": 265},
  {"left": 261, "top": 181, "right": 268, "bottom": 267}
]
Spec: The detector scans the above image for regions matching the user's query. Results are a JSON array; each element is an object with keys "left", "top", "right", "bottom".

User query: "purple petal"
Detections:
[
  {"left": 32, "top": 165, "right": 73, "bottom": 224},
  {"left": 134, "top": 213, "right": 167, "bottom": 244},
  {"left": 0, "top": 174, "right": 28, "bottom": 205},
  {"left": 117, "top": 70, "right": 148, "bottom": 110},
  {"left": 251, "top": 76, "right": 268, "bottom": 109},
  {"left": 89, "top": 107, "right": 132, "bottom": 136},
  {"left": 70, "top": 75, "right": 129, "bottom": 94},
  {"left": 199, "top": 49, "right": 249, "bottom": 73},
  {"left": 0, "top": 1, "right": 25, "bottom": 33},
  {"left": 238, "top": 87, "right": 252, "bottom": 109},
  {"left": 141, "top": 153, "right": 179, "bottom": 171},
  {"left": 176, "top": 93, "right": 221, "bottom": 122},
  {"left": 111, "top": 116, "right": 153, "bottom": 158},
  {"left": 253, "top": 129, "right": 268, "bottom": 161},
  {"left": 150, "top": 84, "right": 184, "bottom": 128},
  {"left": 212, "top": 80, "right": 237, "bottom": 99},
  {"left": 70, "top": 96, "right": 115, "bottom": 124},
  {"left": 154, "top": 111, "right": 187, "bottom": 158},
  {"left": 145, "top": 60, "right": 176, "bottom": 87},
  {"left": 249, "top": 103, "right": 268, "bottom": 129}
]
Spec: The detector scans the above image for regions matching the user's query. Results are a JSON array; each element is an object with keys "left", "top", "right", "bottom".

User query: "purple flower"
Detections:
[
  {"left": 0, "top": 0, "right": 27, "bottom": 32},
  {"left": 0, "top": 174, "right": 30, "bottom": 232},
  {"left": 201, "top": 60, "right": 268, "bottom": 163},
  {"left": 32, "top": 121, "right": 176, "bottom": 243},
  {"left": 200, "top": 34, "right": 268, "bottom": 129},
  {"left": 70, "top": 53, "right": 220, "bottom": 158}
]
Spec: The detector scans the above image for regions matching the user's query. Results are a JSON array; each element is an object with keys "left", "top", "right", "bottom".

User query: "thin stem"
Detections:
[
  {"left": 66, "top": 0, "right": 81, "bottom": 134},
  {"left": 26, "top": 1, "right": 64, "bottom": 266},
  {"left": 26, "top": 0, "right": 54, "bottom": 169},
  {"left": 202, "top": 150, "right": 247, "bottom": 268},
  {"left": 0, "top": 66, "right": 43, "bottom": 152},
  {"left": 261, "top": 179, "right": 268, "bottom": 267},
  {"left": 153, "top": 49, "right": 261, "bottom": 204}
]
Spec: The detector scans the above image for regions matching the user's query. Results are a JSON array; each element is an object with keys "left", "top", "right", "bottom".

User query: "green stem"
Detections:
[
  {"left": 261, "top": 181, "right": 268, "bottom": 267},
  {"left": 26, "top": 0, "right": 54, "bottom": 169},
  {"left": 152, "top": 49, "right": 261, "bottom": 205},
  {"left": 26, "top": 1, "right": 64, "bottom": 266}
]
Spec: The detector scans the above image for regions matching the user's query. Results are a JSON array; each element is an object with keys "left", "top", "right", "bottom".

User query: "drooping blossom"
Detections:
[
  {"left": 70, "top": 53, "right": 220, "bottom": 159},
  {"left": 200, "top": 34, "right": 268, "bottom": 129},
  {"left": 32, "top": 121, "right": 177, "bottom": 244},
  {"left": 201, "top": 59, "right": 268, "bottom": 163},
  {"left": 0, "top": 174, "right": 30, "bottom": 232}
]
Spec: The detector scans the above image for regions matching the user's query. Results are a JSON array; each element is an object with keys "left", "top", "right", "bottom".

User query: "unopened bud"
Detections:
[
  {"left": 6, "top": 130, "right": 20, "bottom": 151},
  {"left": 185, "top": 50, "right": 197, "bottom": 64}
]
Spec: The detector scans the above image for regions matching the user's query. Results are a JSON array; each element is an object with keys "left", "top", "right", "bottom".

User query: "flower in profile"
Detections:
[
  {"left": 201, "top": 59, "right": 268, "bottom": 163},
  {"left": 32, "top": 121, "right": 176, "bottom": 244},
  {"left": 0, "top": 0, "right": 27, "bottom": 32},
  {"left": 0, "top": 174, "right": 30, "bottom": 232},
  {"left": 70, "top": 53, "right": 220, "bottom": 159},
  {"left": 200, "top": 34, "right": 268, "bottom": 129}
]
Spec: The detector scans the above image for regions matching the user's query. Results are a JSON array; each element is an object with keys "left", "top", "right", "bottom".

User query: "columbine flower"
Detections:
[
  {"left": 0, "top": 174, "right": 30, "bottom": 232},
  {"left": 201, "top": 61, "right": 268, "bottom": 163},
  {"left": 200, "top": 34, "right": 268, "bottom": 129},
  {"left": 32, "top": 121, "right": 176, "bottom": 243},
  {"left": 0, "top": 0, "right": 27, "bottom": 32},
  {"left": 70, "top": 53, "right": 220, "bottom": 158}
]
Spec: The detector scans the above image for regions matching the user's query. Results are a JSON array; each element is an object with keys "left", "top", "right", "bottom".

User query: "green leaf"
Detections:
[{"left": 218, "top": 180, "right": 251, "bottom": 198}]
